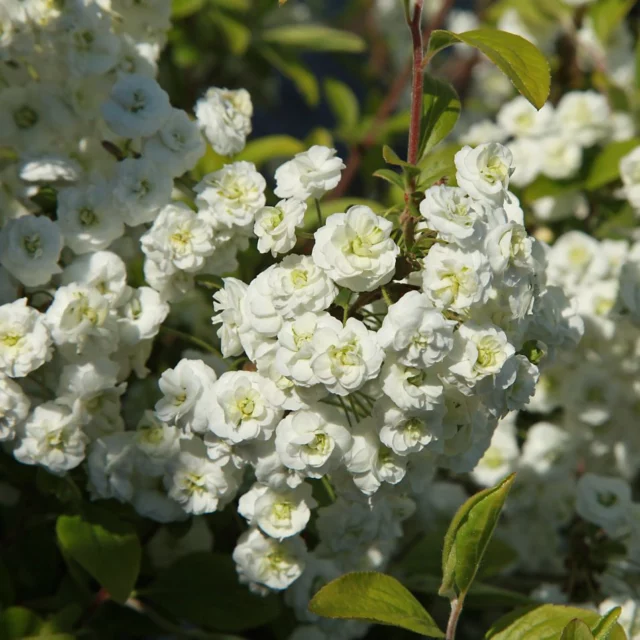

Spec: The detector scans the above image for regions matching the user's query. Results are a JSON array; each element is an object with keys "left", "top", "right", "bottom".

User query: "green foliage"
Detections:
[
  {"left": 56, "top": 513, "right": 141, "bottom": 604},
  {"left": 373, "top": 168, "right": 405, "bottom": 189},
  {"left": 260, "top": 46, "right": 320, "bottom": 106},
  {"left": 440, "top": 473, "right": 516, "bottom": 600},
  {"left": 262, "top": 25, "right": 366, "bottom": 53},
  {"left": 588, "top": 0, "right": 636, "bottom": 44},
  {"left": 0, "top": 606, "right": 75, "bottom": 640},
  {"left": 426, "top": 29, "right": 551, "bottom": 109},
  {"left": 593, "top": 608, "right": 624, "bottom": 639},
  {"left": 561, "top": 619, "right": 597, "bottom": 640},
  {"left": 309, "top": 571, "right": 445, "bottom": 637},
  {"left": 236, "top": 135, "right": 306, "bottom": 166},
  {"left": 142, "top": 552, "right": 281, "bottom": 632},
  {"left": 419, "top": 76, "right": 461, "bottom": 158},
  {"left": 486, "top": 605, "right": 627, "bottom": 640},
  {"left": 586, "top": 139, "right": 640, "bottom": 191},
  {"left": 324, "top": 78, "right": 360, "bottom": 137},
  {"left": 417, "top": 143, "right": 461, "bottom": 189}
]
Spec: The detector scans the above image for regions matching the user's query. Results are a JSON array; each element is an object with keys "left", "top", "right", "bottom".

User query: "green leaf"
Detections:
[
  {"left": 0, "top": 607, "right": 41, "bottom": 640},
  {"left": 417, "top": 143, "right": 461, "bottom": 188},
  {"left": 383, "top": 145, "right": 410, "bottom": 167},
  {"left": 144, "top": 552, "right": 280, "bottom": 632},
  {"left": 262, "top": 25, "right": 366, "bottom": 53},
  {"left": 588, "top": 0, "right": 635, "bottom": 44},
  {"left": 235, "top": 135, "right": 305, "bottom": 166},
  {"left": 309, "top": 572, "right": 445, "bottom": 637},
  {"left": 211, "top": 0, "right": 249, "bottom": 11},
  {"left": 419, "top": 76, "right": 461, "bottom": 157},
  {"left": 324, "top": 78, "right": 360, "bottom": 133},
  {"left": 213, "top": 11, "right": 251, "bottom": 56},
  {"left": 440, "top": 474, "right": 515, "bottom": 600},
  {"left": 561, "top": 619, "right": 596, "bottom": 640},
  {"left": 486, "top": 605, "right": 627, "bottom": 640},
  {"left": 522, "top": 175, "right": 584, "bottom": 203},
  {"left": 260, "top": 46, "right": 319, "bottom": 106},
  {"left": 171, "top": 0, "right": 203, "bottom": 18},
  {"left": 56, "top": 514, "right": 141, "bottom": 604},
  {"left": 373, "top": 169, "right": 405, "bottom": 189},
  {"left": 305, "top": 127, "right": 334, "bottom": 148},
  {"left": 585, "top": 139, "right": 640, "bottom": 191},
  {"left": 426, "top": 29, "right": 550, "bottom": 109},
  {"left": 593, "top": 607, "right": 623, "bottom": 640}
]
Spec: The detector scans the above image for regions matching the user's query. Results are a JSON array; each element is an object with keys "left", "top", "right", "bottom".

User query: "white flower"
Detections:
[
  {"left": 57, "top": 181, "right": 123, "bottom": 254},
  {"left": 344, "top": 418, "right": 407, "bottom": 495},
  {"left": 155, "top": 358, "right": 218, "bottom": 434},
  {"left": 195, "top": 87, "right": 252, "bottom": 156},
  {"left": 255, "top": 199, "right": 306, "bottom": 256},
  {"left": 485, "top": 221, "right": 535, "bottom": 282},
  {"left": 377, "top": 290, "right": 455, "bottom": 367},
  {"left": 144, "top": 108, "right": 206, "bottom": 176},
  {"left": 576, "top": 473, "right": 631, "bottom": 536},
  {"left": 275, "top": 405, "right": 352, "bottom": 477},
  {"left": 449, "top": 323, "right": 515, "bottom": 385},
  {"left": 0, "top": 215, "right": 62, "bottom": 287},
  {"left": 118, "top": 287, "right": 169, "bottom": 345},
  {"left": 555, "top": 90, "right": 610, "bottom": 148},
  {"left": 195, "top": 161, "right": 266, "bottom": 232},
  {"left": 141, "top": 202, "right": 215, "bottom": 273},
  {"left": 112, "top": 157, "right": 173, "bottom": 227},
  {"left": 262, "top": 255, "right": 338, "bottom": 319},
  {"left": 207, "top": 371, "right": 284, "bottom": 443},
  {"left": 422, "top": 244, "right": 492, "bottom": 312},
  {"left": 212, "top": 278, "right": 248, "bottom": 358},
  {"left": 233, "top": 527, "right": 307, "bottom": 592},
  {"left": 419, "top": 185, "right": 480, "bottom": 246},
  {"left": 520, "top": 421, "right": 574, "bottom": 477},
  {"left": 454, "top": 143, "right": 514, "bottom": 204},
  {"left": 238, "top": 482, "right": 317, "bottom": 539},
  {"left": 165, "top": 437, "right": 239, "bottom": 515},
  {"left": 310, "top": 317, "right": 384, "bottom": 396},
  {"left": 13, "top": 400, "right": 87, "bottom": 475},
  {"left": 496, "top": 97, "right": 555, "bottom": 139},
  {"left": 45, "top": 284, "right": 118, "bottom": 357},
  {"left": 620, "top": 146, "right": 640, "bottom": 212},
  {"left": 274, "top": 146, "right": 345, "bottom": 200},
  {"left": 101, "top": 73, "right": 171, "bottom": 138},
  {"left": 0, "top": 373, "right": 30, "bottom": 441},
  {"left": 0, "top": 299, "right": 52, "bottom": 378},
  {"left": 380, "top": 356, "right": 444, "bottom": 413},
  {"left": 471, "top": 415, "right": 519, "bottom": 487},
  {"left": 375, "top": 398, "right": 443, "bottom": 455},
  {"left": 313, "top": 206, "right": 399, "bottom": 292},
  {"left": 87, "top": 432, "right": 136, "bottom": 502},
  {"left": 134, "top": 411, "right": 180, "bottom": 475},
  {"left": 539, "top": 136, "right": 582, "bottom": 180}
]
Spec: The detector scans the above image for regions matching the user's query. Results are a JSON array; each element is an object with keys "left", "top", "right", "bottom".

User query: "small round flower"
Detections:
[
  {"left": 496, "top": 96, "right": 554, "bottom": 139},
  {"left": 238, "top": 481, "right": 317, "bottom": 539},
  {"left": 419, "top": 185, "right": 480, "bottom": 246},
  {"left": 380, "top": 357, "right": 444, "bottom": 413},
  {"left": 275, "top": 405, "right": 352, "bottom": 477},
  {"left": 274, "top": 146, "right": 345, "bottom": 200},
  {"left": 0, "top": 373, "right": 30, "bottom": 441},
  {"left": 118, "top": 287, "right": 169, "bottom": 346},
  {"left": 554, "top": 90, "right": 610, "bottom": 148},
  {"left": 310, "top": 317, "right": 384, "bottom": 396},
  {"left": 195, "top": 87, "right": 252, "bottom": 156},
  {"left": 377, "top": 290, "right": 455, "bottom": 368},
  {"left": 454, "top": 142, "right": 514, "bottom": 203},
  {"left": 144, "top": 108, "right": 206, "bottom": 177},
  {"left": 141, "top": 202, "right": 215, "bottom": 273},
  {"left": 212, "top": 278, "right": 248, "bottom": 358},
  {"left": 0, "top": 299, "right": 52, "bottom": 378},
  {"left": 0, "top": 215, "right": 63, "bottom": 287},
  {"left": 101, "top": 73, "right": 172, "bottom": 138},
  {"left": 312, "top": 206, "right": 399, "bottom": 292},
  {"left": 195, "top": 161, "right": 266, "bottom": 232},
  {"left": 576, "top": 473, "right": 632, "bottom": 536},
  {"left": 233, "top": 527, "right": 307, "bottom": 591},
  {"left": 207, "top": 371, "right": 284, "bottom": 443},
  {"left": 254, "top": 199, "right": 306, "bottom": 256}
]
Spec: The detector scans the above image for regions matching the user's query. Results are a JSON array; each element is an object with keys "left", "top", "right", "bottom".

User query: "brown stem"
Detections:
[
  {"left": 446, "top": 597, "right": 464, "bottom": 640},
  {"left": 407, "top": 0, "right": 424, "bottom": 166}
]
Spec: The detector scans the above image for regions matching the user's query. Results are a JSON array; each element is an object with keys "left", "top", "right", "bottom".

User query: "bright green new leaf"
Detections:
[
  {"left": 213, "top": 11, "right": 251, "bottom": 56},
  {"left": 588, "top": 0, "right": 635, "bottom": 44},
  {"left": 262, "top": 25, "right": 366, "bottom": 53},
  {"left": 144, "top": 552, "right": 280, "bottom": 632},
  {"left": 56, "top": 514, "right": 141, "bottom": 604},
  {"left": 486, "top": 605, "right": 627, "bottom": 640},
  {"left": 586, "top": 139, "right": 640, "bottom": 191},
  {"left": 440, "top": 473, "right": 515, "bottom": 600},
  {"left": 260, "top": 46, "right": 319, "bottom": 106},
  {"left": 426, "top": 29, "right": 550, "bottom": 109},
  {"left": 324, "top": 78, "right": 360, "bottom": 133},
  {"left": 309, "top": 572, "right": 445, "bottom": 637},
  {"left": 419, "top": 75, "right": 461, "bottom": 157},
  {"left": 373, "top": 169, "right": 405, "bottom": 190},
  {"left": 383, "top": 145, "right": 410, "bottom": 167},
  {"left": 593, "top": 607, "right": 623, "bottom": 640},
  {"left": 236, "top": 135, "right": 305, "bottom": 166},
  {"left": 561, "top": 619, "right": 596, "bottom": 640},
  {"left": 171, "top": 0, "right": 203, "bottom": 18}
]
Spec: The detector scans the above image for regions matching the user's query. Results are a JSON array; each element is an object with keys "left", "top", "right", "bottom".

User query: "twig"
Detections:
[{"left": 446, "top": 597, "right": 464, "bottom": 640}]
